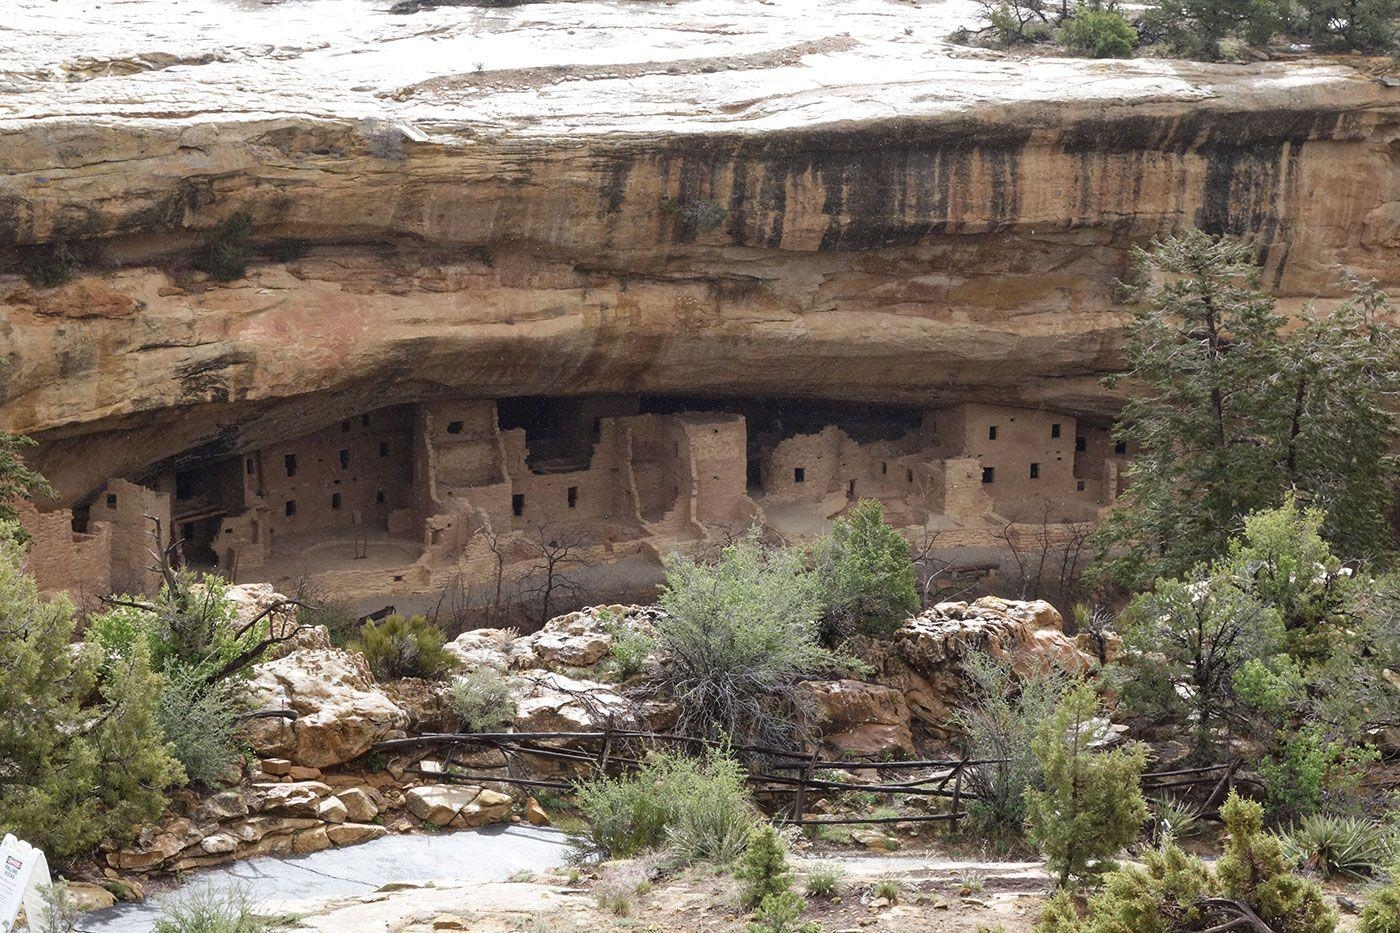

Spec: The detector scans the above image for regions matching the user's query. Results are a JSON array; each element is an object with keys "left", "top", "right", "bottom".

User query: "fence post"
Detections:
[
  {"left": 793, "top": 750, "right": 818, "bottom": 824},
  {"left": 949, "top": 758, "right": 966, "bottom": 836},
  {"left": 599, "top": 722, "right": 613, "bottom": 774}
]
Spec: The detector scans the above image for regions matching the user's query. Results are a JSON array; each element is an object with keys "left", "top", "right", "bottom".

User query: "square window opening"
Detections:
[
  {"left": 1114, "top": 441, "right": 1128, "bottom": 455},
  {"left": 1051, "top": 423, "right": 1061, "bottom": 438},
  {"left": 567, "top": 486, "right": 578, "bottom": 509},
  {"left": 284, "top": 454, "right": 298, "bottom": 478},
  {"left": 105, "top": 494, "right": 118, "bottom": 509},
  {"left": 794, "top": 467, "right": 805, "bottom": 483},
  {"left": 981, "top": 467, "right": 995, "bottom": 485},
  {"left": 1076, "top": 435, "right": 1087, "bottom": 452},
  {"left": 512, "top": 493, "right": 525, "bottom": 517},
  {"left": 285, "top": 500, "right": 297, "bottom": 517},
  {"left": 1030, "top": 462, "right": 1040, "bottom": 479},
  {"left": 339, "top": 449, "right": 350, "bottom": 470},
  {"left": 1076, "top": 480, "right": 1086, "bottom": 492},
  {"left": 331, "top": 493, "right": 342, "bottom": 510},
  {"left": 447, "top": 420, "right": 464, "bottom": 435},
  {"left": 988, "top": 425, "right": 998, "bottom": 440}
]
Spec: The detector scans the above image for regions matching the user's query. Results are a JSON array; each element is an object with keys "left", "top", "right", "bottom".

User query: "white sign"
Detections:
[{"left": 0, "top": 835, "right": 50, "bottom": 933}]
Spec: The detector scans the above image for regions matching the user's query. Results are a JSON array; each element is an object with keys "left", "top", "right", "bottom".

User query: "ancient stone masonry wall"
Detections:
[{"left": 16, "top": 499, "right": 112, "bottom": 605}]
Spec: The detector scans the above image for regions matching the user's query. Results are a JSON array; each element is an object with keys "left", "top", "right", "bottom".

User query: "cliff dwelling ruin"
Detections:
[{"left": 18, "top": 395, "right": 1129, "bottom": 615}]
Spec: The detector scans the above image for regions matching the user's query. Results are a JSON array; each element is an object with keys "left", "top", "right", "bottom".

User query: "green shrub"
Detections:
[
  {"left": 1282, "top": 814, "right": 1393, "bottom": 880},
  {"left": 447, "top": 667, "right": 519, "bottom": 732},
  {"left": 158, "top": 666, "right": 246, "bottom": 787},
  {"left": 737, "top": 823, "right": 792, "bottom": 909},
  {"left": 350, "top": 614, "right": 454, "bottom": 681},
  {"left": 1260, "top": 725, "right": 1377, "bottom": 822},
  {"left": 294, "top": 597, "right": 361, "bottom": 648},
  {"left": 1025, "top": 683, "right": 1149, "bottom": 888},
  {"left": 193, "top": 212, "right": 255, "bottom": 282},
  {"left": 749, "top": 891, "right": 818, "bottom": 933},
  {"left": 14, "top": 241, "right": 103, "bottom": 289},
  {"left": 1035, "top": 841, "right": 1215, "bottom": 932},
  {"left": 605, "top": 620, "right": 656, "bottom": 680},
  {"left": 574, "top": 748, "right": 754, "bottom": 862},
  {"left": 0, "top": 534, "right": 181, "bottom": 857},
  {"left": 950, "top": 651, "right": 1070, "bottom": 839},
  {"left": 655, "top": 531, "right": 840, "bottom": 750},
  {"left": 872, "top": 878, "right": 901, "bottom": 903},
  {"left": 803, "top": 864, "right": 843, "bottom": 898},
  {"left": 1216, "top": 792, "right": 1336, "bottom": 933},
  {"left": 1058, "top": 4, "right": 1138, "bottom": 56},
  {"left": 814, "top": 499, "right": 919, "bottom": 641},
  {"left": 1362, "top": 869, "right": 1400, "bottom": 933},
  {"left": 152, "top": 884, "right": 269, "bottom": 933}
]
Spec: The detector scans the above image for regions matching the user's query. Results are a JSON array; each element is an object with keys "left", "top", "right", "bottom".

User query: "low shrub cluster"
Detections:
[
  {"left": 350, "top": 613, "right": 455, "bottom": 681},
  {"left": 447, "top": 667, "right": 519, "bottom": 732},
  {"left": 574, "top": 747, "right": 754, "bottom": 863}
]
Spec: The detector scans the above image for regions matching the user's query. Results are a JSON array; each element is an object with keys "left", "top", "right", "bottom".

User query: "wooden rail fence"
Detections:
[{"left": 373, "top": 730, "right": 1242, "bottom": 832}]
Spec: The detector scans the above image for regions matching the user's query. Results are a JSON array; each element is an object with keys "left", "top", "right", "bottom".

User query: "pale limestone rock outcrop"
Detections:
[
  {"left": 404, "top": 786, "right": 513, "bottom": 829},
  {"left": 243, "top": 647, "right": 409, "bottom": 769},
  {"left": 870, "top": 597, "right": 1098, "bottom": 734},
  {"left": 802, "top": 679, "right": 915, "bottom": 758},
  {"left": 512, "top": 670, "right": 635, "bottom": 734},
  {"left": 446, "top": 606, "right": 663, "bottom": 675}
]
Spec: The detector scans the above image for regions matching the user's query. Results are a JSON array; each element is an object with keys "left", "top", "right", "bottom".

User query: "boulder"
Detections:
[
  {"left": 523, "top": 798, "right": 551, "bottom": 827},
  {"left": 200, "top": 834, "right": 239, "bottom": 855},
  {"left": 875, "top": 598, "right": 1098, "bottom": 734},
  {"left": 226, "top": 583, "right": 330, "bottom": 654},
  {"left": 327, "top": 822, "right": 389, "bottom": 847},
  {"left": 513, "top": 671, "right": 635, "bottom": 733},
  {"left": 243, "top": 646, "right": 409, "bottom": 768},
  {"left": 802, "top": 679, "right": 914, "bottom": 758},
  {"left": 253, "top": 781, "right": 333, "bottom": 817},
  {"left": 446, "top": 606, "right": 664, "bottom": 675},
  {"left": 527, "top": 611, "right": 614, "bottom": 667},
  {"left": 404, "top": 785, "right": 513, "bottom": 829},
  {"left": 444, "top": 628, "right": 517, "bottom": 671},
  {"left": 338, "top": 787, "right": 381, "bottom": 823},
  {"left": 317, "top": 796, "right": 348, "bottom": 824},
  {"left": 65, "top": 882, "right": 117, "bottom": 912},
  {"left": 194, "top": 790, "right": 250, "bottom": 823}
]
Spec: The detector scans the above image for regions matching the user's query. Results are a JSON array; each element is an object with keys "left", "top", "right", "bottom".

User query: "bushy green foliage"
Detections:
[
  {"left": 749, "top": 891, "right": 818, "bottom": 933},
  {"left": 605, "top": 620, "right": 656, "bottom": 680},
  {"left": 1058, "top": 4, "right": 1138, "bottom": 56},
  {"left": 1362, "top": 869, "right": 1400, "bottom": 933},
  {"left": 447, "top": 667, "right": 519, "bottom": 732},
  {"left": 193, "top": 212, "right": 255, "bottom": 282},
  {"left": 152, "top": 884, "right": 269, "bottom": 933},
  {"left": 1036, "top": 840, "right": 1215, "bottom": 932},
  {"left": 87, "top": 571, "right": 263, "bottom": 683},
  {"left": 1282, "top": 814, "right": 1393, "bottom": 880},
  {"left": 1301, "top": 0, "right": 1400, "bottom": 49},
  {"left": 1259, "top": 725, "right": 1377, "bottom": 821},
  {"left": 737, "top": 823, "right": 792, "bottom": 909},
  {"left": 1025, "top": 683, "right": 1149, "bottom": 887},
  {"left": 0, "top": 533, "right": 181, "bottom": 856},
  {"left": 350, "top": 614, "right": 454, "bottom": 681},
  {"left": 654, "top": 531, "right": 840, "bottom": 750},
  {"left": 1216, "top": 792, "right": 1337, "bottom": 933},
  {"left": 158, "top": 666, "right": 246, "bottom": 787},
  {"left": 1141, "top": 0, "right": 1284, "bottom": 57},
  {"left": 1091, "top": 233, "right": 1398, "bottom": 590},
  {"left": 1121, "top": 568, "right": 1281, "bottom": 761},
  {"left": 814, "top": 499, "right": 919, "bottom": 641},
  {"left": 574, "top": 748, "right": 754, "bottom": 862},
  {"left": 0, "top": 422, "right": 51, "bottom": 529},
  {"left": 950, "top": 651, "right": 1070, "bottom": 838}
]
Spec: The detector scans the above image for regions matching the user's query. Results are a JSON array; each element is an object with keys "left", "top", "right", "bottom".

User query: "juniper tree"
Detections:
[
  {"left": 814, "top": 499, "right": 919, "bottom": 642},
  {"left": 1025, "top": 683, "right": 1149, "bottom": 888},
  {"left": 0, "top": 530, "right": 180, "bottom": 856}
]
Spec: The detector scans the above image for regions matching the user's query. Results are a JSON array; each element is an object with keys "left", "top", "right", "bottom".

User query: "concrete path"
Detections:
[{"left": 80, "top": 825, "right": 572, "bottom": 932}]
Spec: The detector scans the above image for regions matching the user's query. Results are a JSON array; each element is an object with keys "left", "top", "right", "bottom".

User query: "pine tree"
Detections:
[
  {"left": 1091, "top": 233, "right": 1398, "bottom": 591},
  {"left": 1025, "top": 683, "right": 1149, "bottom": 888}
]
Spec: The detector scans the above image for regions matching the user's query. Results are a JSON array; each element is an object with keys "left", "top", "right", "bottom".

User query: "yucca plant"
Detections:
[
  {"left": 1281, "top": 814, "right": 1393, "bottom": 880},
  {"left": 1154, "top": 796, "right": 1209, "bottom": 840}
]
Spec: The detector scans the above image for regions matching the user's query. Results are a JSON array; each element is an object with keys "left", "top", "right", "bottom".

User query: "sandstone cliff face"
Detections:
[{"left": 4, "top": 0, "right": 1400, "bottom": 503}]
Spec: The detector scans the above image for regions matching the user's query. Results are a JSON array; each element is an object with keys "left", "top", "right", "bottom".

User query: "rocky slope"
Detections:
[{"left": 4, "top": 0, "right": 1400, "bottom": 501}]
